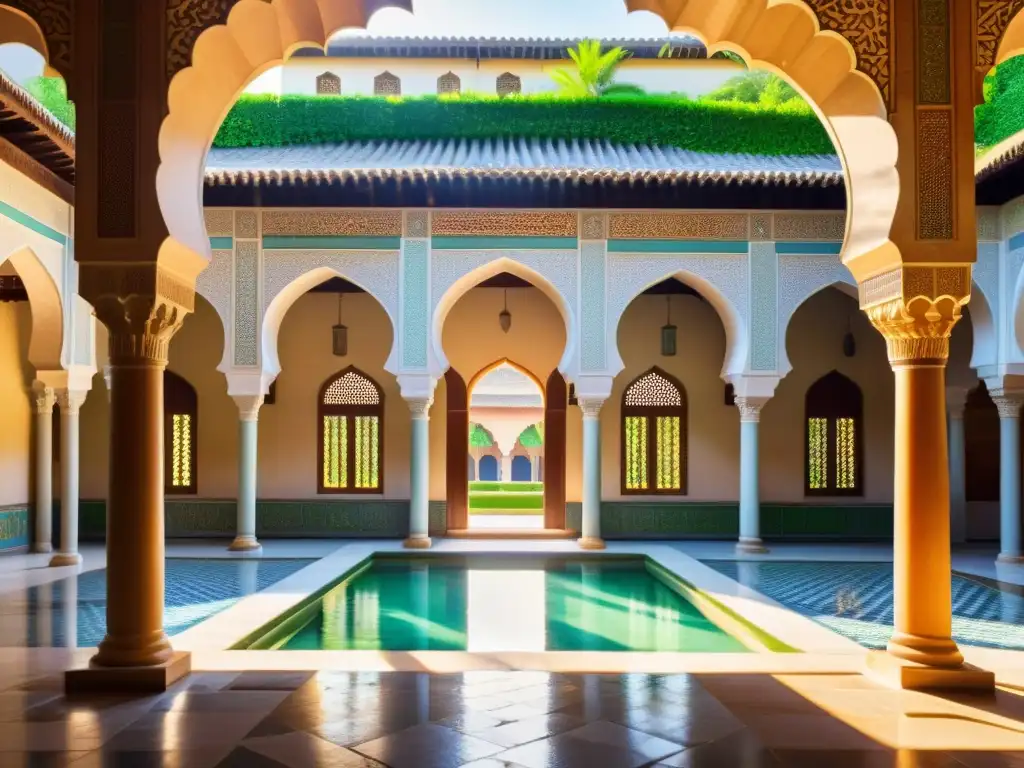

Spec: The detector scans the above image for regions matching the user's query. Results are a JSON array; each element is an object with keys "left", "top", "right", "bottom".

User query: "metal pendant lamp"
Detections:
[
  {"left": 499, "top": 288, "right": 512, "bottom": 333},
  {"left": 332, "top": 293, "right": 348, "bottom": 357},
  {"left": 661, "top": 295, "right": 677, "bottom": 357}
]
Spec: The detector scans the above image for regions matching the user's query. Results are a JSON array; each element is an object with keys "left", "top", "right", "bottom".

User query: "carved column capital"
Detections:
[
  {"left": 79, "top": 264, "right": 195, "bottom": 366},
  {"left": 735, "top": 396, "right": 769, "bottom": 422},
  {"left": 406, "top": 397, "right": 433, "bottom": 419},
  {"left": 578, "top": 398, "right": 605, "bottom": 419},
  {"left": 860, "top": 266, "right": 971, "bottom": 366},
  {"left": 232, "top": 395, "right": 264, "bottom": 422},
  {"left": 31, "top": 381, "right": 55, "bottom": 415},
  {"left": 56, "top": 389, "right": 88, "bottom": 416},
  {"left": 991, "top": 393, "right": 1024, "bottom": 419},
  {"left": 946, "top": 386, "right": 970, "bottom": 420}
]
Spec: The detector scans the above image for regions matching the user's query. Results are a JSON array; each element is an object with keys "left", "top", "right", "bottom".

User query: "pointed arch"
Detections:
[
  {"left": 805, "top": 370, "right": 863, "bottom": 496},
  {"left": 431, "top": 257, "right": 576, "bottom": 378},
  {"left": 0, "top": 245, "right": 63, "bottom": 371},
  {"left": 165, "top": 370, "right": 198, "bottom": 495},
  {"left": 621, "top": 366, "right": 687, "bottom": 495},
  {"left": 318, "top": 365, "right": 384, "bottom": 494},
  {"left": 467, "top": 357, "right": 545, "bottom": 395}
]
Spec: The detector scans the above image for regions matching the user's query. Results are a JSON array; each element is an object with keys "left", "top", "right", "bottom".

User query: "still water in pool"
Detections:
[{"left": 280, "top": 557, "right": 748, "bottom": 652}]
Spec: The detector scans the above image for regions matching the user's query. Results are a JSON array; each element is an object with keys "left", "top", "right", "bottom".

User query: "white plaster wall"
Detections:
[
  {"left": 272, "top": 58, "right": 741, "bottom": 98},
  {"left": 0, "top": 301, "right": 33, "bottom": 506},
  {"left": 0, "top": 159, "right": 71, "bottom": 241}
]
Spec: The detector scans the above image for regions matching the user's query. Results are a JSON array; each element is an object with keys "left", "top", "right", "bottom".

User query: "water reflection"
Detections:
[{"left": 283, "top": 557, "right": 748, "bottom": 652}]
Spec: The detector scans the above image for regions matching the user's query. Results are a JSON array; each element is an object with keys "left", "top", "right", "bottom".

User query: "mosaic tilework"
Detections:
[
  {"left": 704, "top": 560, "right": 1024, "bottom": 651},
  {"left": 402, "top": 239, "right": 429, "bottom": 368},
  {"left": 748, "top": 242, "right": 777, "bottom": 371},
  {"left": 432, "top": 211, "right": 577, "bottom": 237},
  {"left": 8, "top": 558, "right": 313, "bottom": 648},
  {"left": 580, "top": 241, "right": 606, "bottom": 371},
  {"left": 609, "top": 212, "right": 748, "bottom": 241}
]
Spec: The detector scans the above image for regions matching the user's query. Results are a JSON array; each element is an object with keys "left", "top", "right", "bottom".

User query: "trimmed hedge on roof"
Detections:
[
  {"left": 976, "top": 57, "right": 1024, "bottom": 151},
  {"left": 213, "top": 93, "right": 836, "bottom": 156}
]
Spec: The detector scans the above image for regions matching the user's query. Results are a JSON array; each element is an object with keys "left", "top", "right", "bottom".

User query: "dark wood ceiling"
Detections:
[{"left": 0, "top": 75, "right": 74, "bottom": 201}]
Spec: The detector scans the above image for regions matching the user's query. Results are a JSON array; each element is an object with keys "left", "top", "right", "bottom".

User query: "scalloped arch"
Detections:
[
  {"left": 997, "top": 7, "right": 1024, "bottom": 65},
  {"left": 158, "top": 0, "right": 897, "bottom": 282}
]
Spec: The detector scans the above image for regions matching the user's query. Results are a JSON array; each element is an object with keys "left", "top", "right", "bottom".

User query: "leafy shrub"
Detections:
[
  {"left": 23, "top": 76, "right": 75, "bottom": 129},
  {"left": 469, "top": 491, "right": 544, "bottom": 510},
  {"left": 213, "top": 92, "right": 836, "bottom": 156},
  {"left": 976, "top": 57, "right": 1024, "bottom": 151}
]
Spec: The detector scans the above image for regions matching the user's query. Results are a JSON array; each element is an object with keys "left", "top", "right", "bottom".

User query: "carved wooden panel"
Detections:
[
  {"left": 808, "top": 0, "right": 892, "bottom": 108},
  {"left": 976, "top": 0, "right": 1024, "bottom": 70},
  {"left": 166, "top": 0, "right": 236, "bottom": 79},
  {"left": 4, "top": 0, "right": 73, "bottom": 77}
]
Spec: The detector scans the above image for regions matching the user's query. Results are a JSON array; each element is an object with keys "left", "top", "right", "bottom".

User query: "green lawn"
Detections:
[{"left": 468, "top": 482, "right": 544, "bottom": 514}]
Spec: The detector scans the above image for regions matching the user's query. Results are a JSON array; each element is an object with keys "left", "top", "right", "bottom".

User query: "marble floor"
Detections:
[{"left": 1, "top": 540, "right": 1023, "bottom": 766}]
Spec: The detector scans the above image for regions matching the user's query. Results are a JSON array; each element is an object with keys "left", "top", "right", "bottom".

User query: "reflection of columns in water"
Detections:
[
  {"left": 35, "top": 581, "right": 53, "bottom": 647},
  {"left": 411, "top": 562, "right": 430, "bottom": 650},
  {"left": 579, "top": 563, "right": 600, "bottom": 651},
  {"left": 415, "top": 673, "right": 430, "bottom": 724},
  {"left": 239, "top": 559, "right": 260, "bottom": 597},
  {"left": 734, "top": 561, "right": 762, "bottom": 593},
  {"left": 63, "top": 575, "right": 78, "bottom": 649}
]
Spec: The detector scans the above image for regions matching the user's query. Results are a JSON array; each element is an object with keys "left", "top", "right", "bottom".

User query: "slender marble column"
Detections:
[
  {"left": 500, "top": 453, "right": 513, "bottom": 483},
  {"left": 993, "top": 394, "right": 1024, "bottom": 563},
  {"left": 736, "top": 397, "right": 769, "bottom": 554},
  {"left": 579, "top": 398, "right": 605, "bottom": 550},
  {"left": 50, "top": 390, "right": 86, "bottom": 567},
  {"left": 946, "top": 388, "right": 968, "bottom": 546},
  {"left": 229, "top": 395, "right": 263, "bottom": 553},
  {"left": 31, "top": 383, "right": 55, "bottom": 554},
  {"left": 405, "top": 398, "right": 432, "bottom": 548}
]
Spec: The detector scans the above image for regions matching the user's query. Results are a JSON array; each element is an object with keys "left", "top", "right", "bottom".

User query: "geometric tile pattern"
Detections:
[
  {"left": 704, "top": 560, "right": 1024, "bottom": 651},
  {"left": 1, "top": 669, "right": 1018, "bottom": 766},
  {"left": 4, "top": 558, "right": 313, "bottom": 648}
]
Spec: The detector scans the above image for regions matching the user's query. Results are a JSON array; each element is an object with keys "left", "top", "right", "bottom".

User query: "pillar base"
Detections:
[
  {"left": 403, "top": 536, "right": 432, "bottom": 549},
  {"left": 228, "top": 536, "right": 262, "bottom": 554},
  {"left": 864, "top": 651, "right": 994, "bottom": 692},
  {"left": 996, "top": 553, "right": 1024, "bottom": 564},
  {"left": 48, "top": 552, "right": 82, "bottom": 567},
  {"left": 736, "top": 538, "right": 769, "bottom": 555},
  {"left": 66, "top": 651, "right": 191, "bottom": 695},
  {"left": 578, "top": 537, "right": 606, "bottom": 550},
  {"left": 33, "top": 543, "right": 53, "bottom": 554}
]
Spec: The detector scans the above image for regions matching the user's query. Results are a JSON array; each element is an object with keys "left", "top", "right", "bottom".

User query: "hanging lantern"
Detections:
[
  {"left": 332, "top": 293, "right": 348, "bottom": 357},
  {"left": 661, "top": 295, "right": 677, "bottom": 357},
  {"left": 498, "top": 288, "right": 512, "bottom": 333},
  {"left": 842, "top": 312, "right": 856, "bottom": 358}
]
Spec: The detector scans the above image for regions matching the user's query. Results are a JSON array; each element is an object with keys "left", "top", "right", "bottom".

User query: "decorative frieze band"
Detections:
[
  {"left": 204, "top": 209, "right": 233, "bottom": 237},
  {"left": 431, "top": 211, "right": 578, "bottom": 237},
  {"left": 609, "top": 212, "right": 747, "bottom": 241},
  {"left": 261, "top": 210, "right": 402, "bottom": 237}
]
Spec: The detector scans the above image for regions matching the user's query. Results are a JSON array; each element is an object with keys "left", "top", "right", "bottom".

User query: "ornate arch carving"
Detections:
[{"left": 0, "top": 1, "right": 73, "bottom": 79}]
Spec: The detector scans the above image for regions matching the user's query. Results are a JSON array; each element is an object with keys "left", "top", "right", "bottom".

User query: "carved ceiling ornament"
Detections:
[
  {"left": 806, "top": 0, "right": 892, "bottom": 108},
  {"left": 3, "top": 0, "right": 73, "bottom": 78},
  {"left": 976, "top": 0, "right": 1024, "bottom": 70}
]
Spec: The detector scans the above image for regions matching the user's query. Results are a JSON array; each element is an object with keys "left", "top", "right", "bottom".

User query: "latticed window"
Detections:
[
  {"left": 164, "top": 371, "right": 197, "bottom": 495},
  {"left": 373, "top": 71, "right": 401, "bottom": 96},
  {"left": 316, "top": 71, "right": 341, "bottom": 94},
  {"left": 437, "top": 71, "right": 461, "bottom": 95},
  {"left": 621, "top": 368, "right": 686, "bottom": 495},
  {"left": 496, "top": 72, "right": 522, "bottom": 96},
  {"left": 805, "top": 371, "right": 862, "bottom": 496},
  {"left": 319, "top": 367, "right": 384, "bottom": 493}
]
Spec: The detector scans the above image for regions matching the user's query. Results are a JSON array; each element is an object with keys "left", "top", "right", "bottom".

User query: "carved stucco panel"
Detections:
[
  {"left": 233, "top": 240, "right": 259, "bottom": 367},
  {"left": 195, "top": 248, "right": 232, "bottom": 335},
  {"left": 972, "top": 241, "right": 1000, "bottom": 326},
  {"left": 262, "top": 249, "right": 400, "bottom": 331},
  {"left": 203, "top": 208, "right": 233, "bottom": 237},
  {"left": 402, "top": 240, "right": 429, "bottom": 368},
  {"left": 580, "top": 241, "right": 607, "bottom": 371},
  {"left": 749, "top": 242, "right": 777, "bottom": 371}
]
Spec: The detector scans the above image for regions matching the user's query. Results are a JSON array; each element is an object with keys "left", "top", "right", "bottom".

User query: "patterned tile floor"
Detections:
[
  {"left": 1, "top": 668, "right": 1023, "bottom": 767},
  {"left": 0, "top": 558, "right": 314, "bottom": 648},
  {"left": 704, "top": 560, "right": 1024, "bottom": 650}
]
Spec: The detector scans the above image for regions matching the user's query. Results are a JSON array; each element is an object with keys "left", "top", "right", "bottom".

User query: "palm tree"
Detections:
[{"left": 550, "top": 40, "right": 645, "bottom": 98}]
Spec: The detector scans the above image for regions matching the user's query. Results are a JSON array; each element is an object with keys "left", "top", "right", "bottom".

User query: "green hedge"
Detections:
[
  {"left": 469, "top": 492, "right": 544, "bottom": 510},
  {"left": 469, "top": 482, "right": 543, "bottom": 493},
  {"left": 976, "top": 57, "right": 1024, "bottom": 151},
  {"left": 214, "top": 93, "right": 835, "bottom": 156}
]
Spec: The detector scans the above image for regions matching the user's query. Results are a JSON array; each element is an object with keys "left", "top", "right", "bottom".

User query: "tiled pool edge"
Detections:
[{"left": 172, "top": 540, "right": 864, "bottom": 661}]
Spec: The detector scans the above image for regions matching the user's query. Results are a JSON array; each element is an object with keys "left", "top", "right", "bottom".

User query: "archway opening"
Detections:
[
  {"left": 467, "top": 361, "right": 546, "bottom": 530},
  {"left": 440, "top": 271, "right": 568, "bottom": 533}
]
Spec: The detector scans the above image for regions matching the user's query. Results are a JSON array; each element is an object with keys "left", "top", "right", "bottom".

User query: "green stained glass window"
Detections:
[
  {"left": 805, "top": 371, "right": 862, "bottom": 496},
  {"left": 622, "top": 368, "right": 686, "bottom": 495},
  {"left": 320, "top": 368, "right": 383, "bottom": 493}
]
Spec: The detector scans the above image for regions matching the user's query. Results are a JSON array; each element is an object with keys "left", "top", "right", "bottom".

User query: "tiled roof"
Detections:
[
  {"left": 0, "top": 70, "right": 74, "bottom": 195},
  {"left": 976, "top": 129, "right": 1024, "bottom": 182},
  {"left": 204, "top": 138, "right": 844, "bottom": 188},
  {"left": 294, "top": 35, "right": 707, "bottom": 60}
]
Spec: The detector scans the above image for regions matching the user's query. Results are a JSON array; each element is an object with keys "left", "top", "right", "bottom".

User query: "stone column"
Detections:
[
  {"left": 50, "top": 390, "right": 87, "bottom": 567},
  {"left": 70, "top": 283, "right": 192, "bottom": 688},
  {"left": 500, "top": 453, "right": 513, "bottom": 483},
  {"left": 992, "top": 393, "right": 1024, "bottom": 563},
  {"left": 579, "top": 398, "right": 605, "bottom": 550},
  {"left": 31, "top": 383, "right": 55, "bottom": 554},
  {"left": 405, "top": 398, "right": 432, "bottom": 549},
  {"left": 865, "top": 295, "right": 991, "bottom": 690},
  {"left": 229, "top": 395, "right": 263, "bottom": 553},
  {"left": 946, "top": 387, "right": 968, "bottom": 546},
  {"left": 735, "top": 397, "right": 769, "bottom": 554}
]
